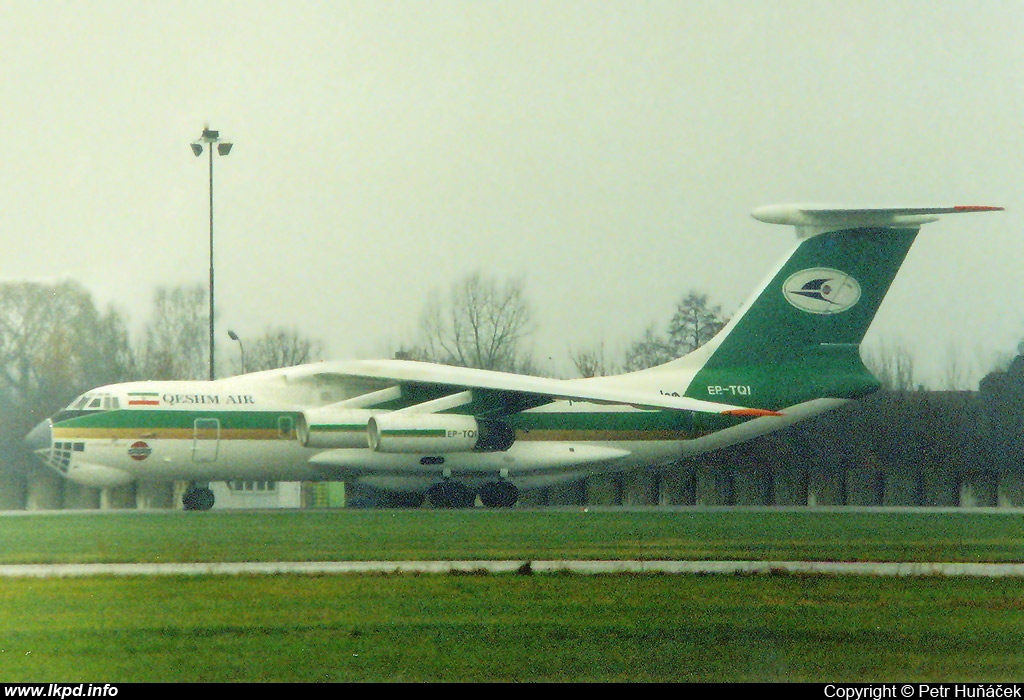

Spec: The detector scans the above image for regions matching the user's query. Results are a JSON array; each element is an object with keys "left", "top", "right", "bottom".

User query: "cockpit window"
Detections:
[
  {"left": 64, "top": 393, "right": 118, "bottom": 413},
  {"left": 53, "top": 392, "right": 121, "bottom": 426},
  {"left": 69, "top": 395, "right": 92, "bottom": 410}
]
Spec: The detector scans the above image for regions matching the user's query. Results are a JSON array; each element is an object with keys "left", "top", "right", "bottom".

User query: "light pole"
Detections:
[
  {"left": 190, "top": 125, "right": 233, "bottom": 381},
  {"left": 228, "top": 330, "right": 246, "bottom": 375}
]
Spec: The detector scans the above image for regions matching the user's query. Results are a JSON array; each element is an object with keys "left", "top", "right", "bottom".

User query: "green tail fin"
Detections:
[
  {"left": 629, "top": 205, "right": 1005, "bottom": 410},
  {"left": 683, "top": 225, "right": 916, "bottom": 407},
  {"left": 678, "top": 204, "right": 1000, "bottom": 407}
]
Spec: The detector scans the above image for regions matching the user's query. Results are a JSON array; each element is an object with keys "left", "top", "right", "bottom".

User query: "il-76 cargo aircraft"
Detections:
[{"left": 26, "top": 204, "right": 1002, "bottom": 509}]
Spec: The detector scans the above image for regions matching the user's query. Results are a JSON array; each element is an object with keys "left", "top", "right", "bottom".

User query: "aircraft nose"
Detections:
[{"left": 25, "top": 418, "right": 53, "bottom": 453}]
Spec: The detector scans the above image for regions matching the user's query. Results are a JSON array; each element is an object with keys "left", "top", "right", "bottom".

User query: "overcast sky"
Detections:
[{"left": 0, "top": 1, "right": 1020, "bottom": 387}]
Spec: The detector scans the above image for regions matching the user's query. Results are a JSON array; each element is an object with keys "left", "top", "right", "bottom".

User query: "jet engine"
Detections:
[
  {"left": 367, "top": 413, "right": 515, "bottom": 453},
  {"left": 297, "top": 408, "right": 376, "bottom": 448}
]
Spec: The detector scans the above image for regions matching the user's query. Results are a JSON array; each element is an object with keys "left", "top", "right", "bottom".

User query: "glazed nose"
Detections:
[{"left": 25, "top": 418, "right": 53, "bottom": 453}]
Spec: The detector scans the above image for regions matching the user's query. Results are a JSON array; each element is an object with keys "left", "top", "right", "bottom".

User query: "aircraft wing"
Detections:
[{"left": 280, "top": 359, "right": 778, "bottom": 417}]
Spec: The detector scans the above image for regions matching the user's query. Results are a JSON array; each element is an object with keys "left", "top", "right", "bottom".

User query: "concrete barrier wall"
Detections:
[
  {"left": 734, "top": 470, "right": 773, "bottom": 506},
  {"left": 550, "top": 479, "right": 587, "bottom": 506},
  {"left": 6, "top": 467, "right": 1024, "bottom": 511},
  {"left": 0, "top": 473, "right": 25, "bottom": 509},
  {"left": 25, "top": 470, "right": 62, "bottom": 510},
  {"left": 604, "top": 466, "right": 1024, "bottom": 510},
  {"left": 100, "top": 484, "right": 136, "bottom": 509},
  {"left": 922, "top": 471, "right": 960, "bottom": 507},
  {"left": 695, "top": 467, "right": 734, "bottom": 506},
  {"left": 772, "top": 470, "right": 808, "bottom": 506},
  {"left": 883, "top": 470, "right": 922, "bottom": 506},
  {"left": 657, "top": 467, "right": 696, "bottom": 505},
  {"left": 63, "top": 482, "right": 100, "bottom": 510},
  {"left": 808, "top": 470, "right": 845, "bottom": 506},
  {"left": 584, "top": 474, "right": 624, "bottom": 506},
  {"left": 998, "top": 471, "right": 1024, "bottom": 507},
  {"left": 960, "top": 472, "right": 999, "bottom": 508},
  {"left": 623, "top": 471, "right": 658, "bottom": 506},
  {"left": 136, "top": 482, "right": 175, "bottom": 510}
]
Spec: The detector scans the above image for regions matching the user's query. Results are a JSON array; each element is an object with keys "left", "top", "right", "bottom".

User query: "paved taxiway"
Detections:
[{"left": 3, "top": 560, "right": 1024, "bottom": 578}]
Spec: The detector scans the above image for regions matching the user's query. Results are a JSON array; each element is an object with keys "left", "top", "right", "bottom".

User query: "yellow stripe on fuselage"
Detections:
[
  {"left": 53, "top": 427, "right": 699, "bottom": 443},
  {"left": 515, "top": 429, "right": 697, "bottom": 442},
  {"left": 52, "top": 428, "right": 288, "bottom": 441}
]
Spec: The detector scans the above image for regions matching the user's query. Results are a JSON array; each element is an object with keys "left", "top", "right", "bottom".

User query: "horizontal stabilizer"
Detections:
[{"left": 752, "top": 204, "right": 1003, "bottom": 237}]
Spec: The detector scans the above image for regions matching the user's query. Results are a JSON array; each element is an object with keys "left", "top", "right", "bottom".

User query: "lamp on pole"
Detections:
[
  {"left": 227, "top": 330, "right": 246, "bottom": 375},
  {"left": 190, "top": 125, "right": 233, "bottom": 381}
]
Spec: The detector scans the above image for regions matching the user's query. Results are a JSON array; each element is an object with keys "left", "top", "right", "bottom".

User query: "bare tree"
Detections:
[
  {"left": 569, "top": 342, "right": 617, "bottom": 378},
  {"left": 414, "top": 271, "right": 534, "bottom": 373},
  {"left": 668, "top": 291, "right": 728, "bottom": 354},
  {"left": 0, "top": 280, "right": 133, "bottom": 411},
  {"left": 621, "top": 290, "right": 729, "bottom": 371},
  {"left": 978, "top": 348, "right": 1024, "bottom": 472},
  {"left": 942, "top": 342, "right": 969, "bottom": 391},
  {"left": 863, "top": 341, "right": 918, "bottom": 391},
  {"left": 231, "top": 328, "right": 323, "bottom": 374},
  {"left": 622, "top": 326, "right": 676, "bottom": 371},
  {"left": 0, "top": 281, "right": 134, "bottom": 499},
  {"left": 137, "top": 286, "right": 208, "bottom": 380}
]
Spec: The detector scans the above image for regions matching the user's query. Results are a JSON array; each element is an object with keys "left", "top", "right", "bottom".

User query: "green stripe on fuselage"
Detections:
[
  {"left": 309, "top": 424, "right": 367, "bottom": 434},
  {"left": 380, "top": 429, "right": 448, "bottom": 438},
  {"left": 53, "top": 409, "right": 303, "bottom": 433}
]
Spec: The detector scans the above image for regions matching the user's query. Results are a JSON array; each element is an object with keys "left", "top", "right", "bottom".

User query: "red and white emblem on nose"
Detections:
[{"left": 129, "top": 441, "right": 152, "bottom": 461}]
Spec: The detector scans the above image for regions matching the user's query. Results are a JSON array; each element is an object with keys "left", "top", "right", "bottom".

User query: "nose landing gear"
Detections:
[{"left": 182, "top": 484, "right": 215, "bottom": 511}]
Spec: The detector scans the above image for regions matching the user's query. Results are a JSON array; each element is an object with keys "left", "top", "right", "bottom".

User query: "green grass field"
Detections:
[
  {"left": 2, "top": 508, "right": 1024, "bottom": 682},
  {"left": 2, "top": 508, "right": 1024, "bottom": 564}
]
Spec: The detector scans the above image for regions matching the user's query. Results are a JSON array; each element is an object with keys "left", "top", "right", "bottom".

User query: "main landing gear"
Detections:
[
  {"left": 478, "top": 480, "right": 519, "bottom": 508},
  {"left": 425, "top": 480, "right": 519, "bottom": 509},
  {"left": 426, "top": 481, "right": 476, "bottom": 509},
  {"left": 182, "top": 483, "right": 215, "bottom": 511}
]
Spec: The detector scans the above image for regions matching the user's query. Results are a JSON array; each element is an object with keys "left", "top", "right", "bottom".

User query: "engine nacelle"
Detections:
[
  {"left": 297, "top": 408, "right": 376, "bottom": 448},
  {"left": 368, "top": 414, "right": 515, "bottom": 454}
]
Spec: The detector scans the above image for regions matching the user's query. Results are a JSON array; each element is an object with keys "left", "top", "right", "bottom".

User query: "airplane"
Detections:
[{"left": 25, "top": 203, "right": 1002, "bottom": 510}]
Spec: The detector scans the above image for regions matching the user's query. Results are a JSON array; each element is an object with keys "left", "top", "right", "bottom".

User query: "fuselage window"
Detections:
[
  {"left": 228, "top": 480, "right": 278, "bottom": 493},
  {"left": 278, "top": 416, "right": 295, "bottom": 439}
]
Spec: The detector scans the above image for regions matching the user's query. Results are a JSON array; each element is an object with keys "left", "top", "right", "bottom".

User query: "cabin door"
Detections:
[{"left": 192, "top": 418, "right": 220, "bottom": 462}]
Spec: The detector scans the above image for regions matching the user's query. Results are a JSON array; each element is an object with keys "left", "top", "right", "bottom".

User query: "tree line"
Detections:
[
  {"left": 0, "top": 281, "right": 322, "bottom": 503},
  {"left": 400, "top": 272, "right": 731, "bottom": 377}
]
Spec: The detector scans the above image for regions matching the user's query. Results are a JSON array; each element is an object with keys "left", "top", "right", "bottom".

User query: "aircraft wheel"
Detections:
[
  {"left": 182, "top": 486, "right": 215, "bottom": 511},
  {"left": 383, "top": 490, "right": 427, "bottom": 508},
  {"left": 479, "top": 481, "right": 518, "bottom": 508},
  {"left": 427, "top": 481, "right": 476, "bottom": 509}
]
